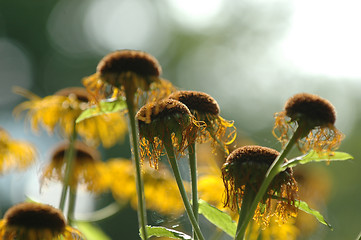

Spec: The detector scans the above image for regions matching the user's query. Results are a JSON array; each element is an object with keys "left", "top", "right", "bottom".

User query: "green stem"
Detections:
[
  {"left": 188, "top": 142, "right": 198, "bottom": 240},
  {"left": 235, "top": 187, "right": 256, "bottom": 240},
  {"left": 125, "top": 92, "right": 148, "bottom": 240},
  {"left": 67, "top": 185, "right": 77, "bottom": 225},
  {"left": 235, "top": 126, "right": 303, "bottom": 239},
  {"left": 163, "top": 135, "right": 205, "bottom": 240},
  {"left": 59, "top": 123, "right": 77, "bottom": 211}
]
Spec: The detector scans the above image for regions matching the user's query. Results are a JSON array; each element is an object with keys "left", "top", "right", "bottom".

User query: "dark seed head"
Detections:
[
  {"left": 97, "top": 50, "right": 162, "bottom": 77},
  {"left": 51, "top": 141, "right": 100, "bottom": 164},
  {"left": 168, "top": 91, "right": 220, "bottom": 115},
  {"left": 284, "top": 93, "right": 336, "bottom": 126},
  {"left": 225, "top": 145, "right": 280, "bottom": 166},
  {"left": 136, "top": 99, "right": 191, "bottom": 123},
  {"left": 5, "top": 202, "right": 66, "bottom": 232}
]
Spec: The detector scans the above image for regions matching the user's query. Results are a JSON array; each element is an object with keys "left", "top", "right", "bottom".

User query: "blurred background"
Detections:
[{"left": 0, "top": 0, "right": 360, "bottom": 239}]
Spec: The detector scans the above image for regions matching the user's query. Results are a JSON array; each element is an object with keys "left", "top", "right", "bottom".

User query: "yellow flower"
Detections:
[
  {"left": 41, "top": 141, "right": 109, "bottom": 194},
  {"left": 0, "top": 202, "right": 85, "bottom": 240},
  {"left": 273, "top": 93, "right": 344, "bottom": 154},
  {"left": 222, "top": 145, "right": 298, "bottom": 228},
  {"left": 108, "top": 158, "right": 185, "bottom": 216},
  {"left": 246, "top": 217, "right": 300, "bottom": 240},
  {"left": 136, "top": 99, "right": 202, "bottom": 168},
  {"left": 13, "top": 87, "right": 127, "bottom": 148},
  {"left": 168, "top": 90, "right": 236, "bottom": 153},
  {"left": 0, "top": 127, "right": 36, "bottom": 174},
  {"left": 82, "top": 50, "right": 175, "bottom": 106}
]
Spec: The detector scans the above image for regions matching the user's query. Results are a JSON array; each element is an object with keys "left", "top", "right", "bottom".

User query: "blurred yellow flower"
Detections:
[
  {"left": 0, "top": 127, "right": 36, "bottom": 174},
  {"left": 13, "top": 87, "right": 127, "bottom": 148},
  {"left": 0, "top": 202, "right": 85, "bottom": 240},
  {"left": 41, "top": 141, "right": 109, "bottom": 194},
  {"left": 246, "top": 217, "right": 299, "bottom": 240},
  {"left": 169, "top": 90, "right": 236, "bottom": 153},
  {"left": 108, "top": 158, "right": 185, "bottom": 216},
  {"left": 273, "top": 93, "right": 344, "bottom": 154}
]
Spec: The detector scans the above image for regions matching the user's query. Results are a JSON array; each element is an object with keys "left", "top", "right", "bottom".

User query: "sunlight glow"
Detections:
[
  {"left": 167, "top": 0, "right": 224, "bottom": 29},
  {"left": 281, "top": 0, "right": 361, "bottom": 78}
]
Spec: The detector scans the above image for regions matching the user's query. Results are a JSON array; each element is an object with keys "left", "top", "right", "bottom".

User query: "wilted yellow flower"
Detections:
[
  {"left": 197, "top": 143, "right": 299, "bottom": 239},
  {"left": 136, "top": 99, "right": 202, "bottom": 168},
  {"left": 108, "top": 158, "right": 185, "bottom": 216},
  {"left": 0, "top": 127, "right": 36, "bottom": 174},
  {"left": 273, "top": 93, "right": 344, "bottom": 154},
  {"left": 41, "top": 141, "right": 109, "bottom": 194},
  {"left": 222, "top": 145, "right": 298, "bottom": 228},
  {"left": 0, "top": 202, "right": 85, "bottom": 240},
  {"left": 83, "top": 50, "right": 175, "bottom": 106},
  {"left": 168, "top": 90, "right": 236, "bottom": 153},
  {"left": 13, "top": 87, "right": 127, "bottom": 148}
]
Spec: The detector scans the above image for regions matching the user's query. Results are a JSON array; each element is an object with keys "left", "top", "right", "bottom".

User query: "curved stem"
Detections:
[
  {"left": 125, "top": 93, "right": 148, "bottom": 240},
  {"left": 235, "top": 126, "right": 302, "bottom": 239},
  {"left": 188, "top": 142, "right": 199, "bottom": 240},
  {"left": 59, "top": 123, "right": 77, "bottom": 211},
  {"left": 163, "top": 136, "right": 205, "bottom": 240},
  {"left": 76, "top": 202, "right": 125, "bottom": 222}
]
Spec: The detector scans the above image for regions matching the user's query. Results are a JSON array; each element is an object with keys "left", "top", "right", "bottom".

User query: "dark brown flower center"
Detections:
[
  {"left": 168, "top": 91, "right": 220, "bottom": 115},
  {"left": 136, "top": 99, "right": 191, "bottom": 123},
  {"left": 5, "top": 203, "right": 66, "bottom": 232},
  {"left": 97, "top": 50, "right": 161, "bottom": 77},
  {"left": 284, "top": 93, "right": 336, "bottom": 126},
  {"left": 51, "top": 141, "right": 99, "bottom": 164},
  {"left": 225, "top": 145, "right": 280, "bottom": 165}
]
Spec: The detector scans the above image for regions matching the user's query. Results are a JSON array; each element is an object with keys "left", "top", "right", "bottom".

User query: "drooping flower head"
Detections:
[
  {"left": 0, "top": 202, "right": 85, "bottom": 240},
  {"left": 273, "top": 93, "right": 344, "bottom": 153},
  {"left": 136, "top": 99, "right": 202, "bottom": 168},
  {"left": 222, "top": 145, "right": 298, "bottom": 228},
  {"left": 168, "top": 90, "right": 236, "bottom": 153},
  {"left": 13, "top": 87, "right": 127, "bottom": 148},
  {"left": 108, "top": 159, "right": 185, "bottom": 216},
  {"left": 0, "top": 127, "right": 36, "bottom": 174},
  {"left": 83, "top": 50, "right": 174, "bottom": 105},
  {"left": 41, "top": 141, "right": 109, "bottom": 193}
]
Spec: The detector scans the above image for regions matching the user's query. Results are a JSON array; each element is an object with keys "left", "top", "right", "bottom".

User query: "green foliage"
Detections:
[
  {"left": 295, "top": 200, "right": 333, "bottom": 230},
  {"left": 282, "top": 150, "right": 353, "bottom": 169},
  {"left": 76, "top": 98, "right": 127, "bottom": 123},
  {"left": 198, "top": 199, "right": 237, "bottom": 237},
  {"left": 140, "top": 226, "right": 192, "bottom": 240},
  {"left": 76, "top": 222, "right": 111, "bottom": 240}
]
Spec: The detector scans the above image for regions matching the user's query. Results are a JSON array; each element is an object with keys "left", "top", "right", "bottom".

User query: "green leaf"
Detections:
[
  {"left": 76, "top": 98, "right": 127, "bottom": 123},
  {"left": 75, "top": 221, "right": 111, "bottom": 240},
  {"left": 140, "top": 226, "right": 192, "bottom": 240},
  {"left": 295, "top": 200, "right": 333, "bottom": 230},
  {"left": 198, "top": 199, "right": 237, "bottom": 237},
  {"left": 271, "top": 195, "right": 333, "bottom": 230},
  {"left": 282, "top": 150, "right": 353, "bottom": 169}
]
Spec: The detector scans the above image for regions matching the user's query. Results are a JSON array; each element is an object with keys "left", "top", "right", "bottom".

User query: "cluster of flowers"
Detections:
[{"left": 0, "top": 49, "right": 345, "bottom": 239}]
